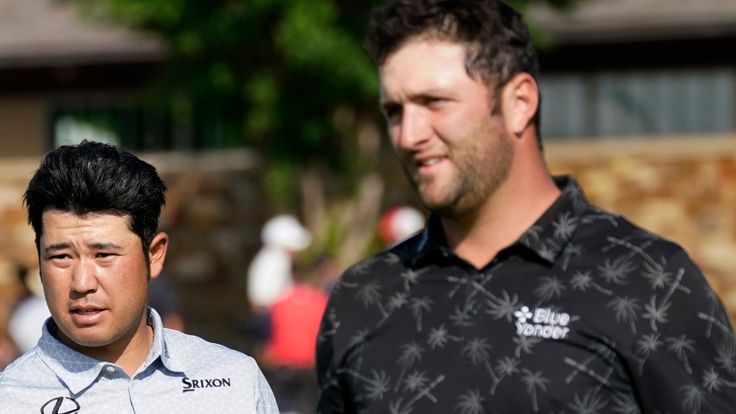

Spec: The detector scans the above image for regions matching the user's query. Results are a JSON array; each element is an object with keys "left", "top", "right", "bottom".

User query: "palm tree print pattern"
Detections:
[
  {"left": 316, "top": 176, "right": 736, "bottom": 413},
  {"left": 521, "top": 369, "right": 549, "bottom": 412},
  {"left": 455, "top": 389, "right": 485, "bottom": 414},
  {"left": 607, "top": 296, "right": 641, "bottom": 334}
]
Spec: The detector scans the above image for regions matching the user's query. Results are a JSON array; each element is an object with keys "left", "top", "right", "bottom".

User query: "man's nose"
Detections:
[
  {"left": 71, "top": 260, "right": 98, "bottom": 294},
  {"left": 394, "top": 106, "right": 432, "bottom": 151}
]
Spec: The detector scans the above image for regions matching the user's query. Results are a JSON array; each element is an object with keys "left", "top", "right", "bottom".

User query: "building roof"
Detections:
[
  {"left": 2, "top": 0, "right": 735, "bottom": 68},
  {"left": 0, "top": 0, "right": 164, "bottom": 68},
  {"left": 529, "top": 0, "right": 736, "bottom": 44}
]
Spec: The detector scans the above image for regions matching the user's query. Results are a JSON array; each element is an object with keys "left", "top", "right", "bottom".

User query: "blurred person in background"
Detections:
[
  {"left": 261, "top": 272, "right": 327, "bottom": 414},
  {"left": 0, "top": 259, "right": 23, "bottom": 370},
  {"left": 247, "top": 214, "right": 312, "bottom": 312},
  {"left": 377, "top": 205, "right": 425, "bottom": 247},
  {"left": 148, "top": 272, "right": 186, "bottom": 332},
  {"left": 246, "top": 214, "right": 326, "bottom": 414},
  {"left": 0, "top": 140, "right": 278, "bottom": 413},
  {"left": 245, "top": 214, "right": 311, "bottom": 346},
  {"left": 8, "top": 265, "right": 50, "bottom": 354},
  {"left": 316, "top": 0, "right": 736, "bottom": 413}
]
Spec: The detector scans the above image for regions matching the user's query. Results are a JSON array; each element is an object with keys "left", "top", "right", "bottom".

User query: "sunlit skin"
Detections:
[
  {"left": 379, "top": 38, "right": 560, "bottom": 267},
  {"left": 380, "top": 38, "right": 513, "bottom": 220},
  {"left": 39, "top": 210, "right": 168, "bottom": 376}
]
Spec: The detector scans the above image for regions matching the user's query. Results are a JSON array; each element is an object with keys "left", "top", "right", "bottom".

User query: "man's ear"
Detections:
[
  {"left": 501, "top": 72, "right": 539, "bottom": 138},
  {"left": 148, "top": 232, "right": 169, "bottom": 279}
]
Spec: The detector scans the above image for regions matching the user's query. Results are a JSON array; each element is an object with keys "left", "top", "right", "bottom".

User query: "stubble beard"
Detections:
[{"left": 406, "top": 127, "right": 514, "bottom": 219}]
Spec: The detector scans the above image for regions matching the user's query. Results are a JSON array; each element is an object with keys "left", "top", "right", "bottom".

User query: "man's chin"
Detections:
[
  {"left": 57, "top": 326, "right": 111, "bottom": 349},
  {"left": 418, "top": 192, "right": 443, "bottom": 211},
  {"left": 420, "top": 191, "right": 478, "bottom": 219},
  {"left": 419, "top": 195, "right": 459, "bottom": 218}
]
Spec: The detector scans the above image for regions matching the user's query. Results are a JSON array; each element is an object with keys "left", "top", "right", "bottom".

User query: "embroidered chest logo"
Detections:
[
  {"left": 514, "top": 306, "right": 571, "bottom": 339},
  {"left": 182, "top": 377, "right": 232, "bottom": 393},
  {"left": 41, "top": 397, "right": 80, "bottom": 414}
]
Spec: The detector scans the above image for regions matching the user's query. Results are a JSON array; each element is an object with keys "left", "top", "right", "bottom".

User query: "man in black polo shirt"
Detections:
[{"left": 316, "top": 0, "right": 736, "bottom": 413}]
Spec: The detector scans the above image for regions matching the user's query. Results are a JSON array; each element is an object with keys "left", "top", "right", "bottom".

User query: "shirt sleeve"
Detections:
[
  {"left": 252, "top": 361, "right": 280, "bottom": 414},
  {"left": 630, "top": 249, "right": 736, "bottom": 413}
]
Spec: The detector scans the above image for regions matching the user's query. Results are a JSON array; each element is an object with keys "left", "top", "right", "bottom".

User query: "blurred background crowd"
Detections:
[{"left": 1, "top": 0, "right": 736, "bottom": 411}]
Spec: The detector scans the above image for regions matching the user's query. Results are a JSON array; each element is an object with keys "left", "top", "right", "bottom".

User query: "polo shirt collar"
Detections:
[
  {"left": 36, "top": 319, "right": 107, "bottom": 396},
  {"left": 144, "top": 307, "right": 185, "bottom": 374},
  {"left": 410, "top": 175, "right": 589, "bottom": 266},
  {"left": 36, "top": 308, "right": 184, "bottom": 397},
  {"left": 516, "top": 175, "right": 588, "bottom": 264}
]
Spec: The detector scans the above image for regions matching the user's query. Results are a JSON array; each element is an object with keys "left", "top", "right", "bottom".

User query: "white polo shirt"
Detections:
[{"left": 0, "top": 308, "right": 279, "bottom": 413}]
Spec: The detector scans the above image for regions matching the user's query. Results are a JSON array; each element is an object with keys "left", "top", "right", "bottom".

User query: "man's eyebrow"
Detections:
[
  {"left": 413, "top": 88, "right": 451, "bottom": 97},
  {"left": 381, "top": 88, "right": 453, "bottom": 107},
  {"left": 89, "top": 242, "right": 123, "bottom": 250},
  {"left": 43, "top": 242, "right": 123, "bottom": 254},
  {"left": 44, "top": 243, "right": 70, "bottom": 254}
]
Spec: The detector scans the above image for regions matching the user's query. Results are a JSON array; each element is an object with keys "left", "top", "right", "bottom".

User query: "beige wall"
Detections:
[{"left": 0, "top": 96, "right": 47, "bottom": 157}]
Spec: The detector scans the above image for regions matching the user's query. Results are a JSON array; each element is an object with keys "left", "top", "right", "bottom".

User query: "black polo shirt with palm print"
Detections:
[{"left": 316, "top": 176, "right": 736, "bottom": 414}]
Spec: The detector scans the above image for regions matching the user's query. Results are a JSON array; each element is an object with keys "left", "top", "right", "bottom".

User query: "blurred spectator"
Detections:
[
  {"left": 246, "top": 214, "right": 325, "bottom": 414},
  {"left": 8, "top": 266, "right": 50, "bottom": 354},
  {"left": 262, "top": 282, "right": 327, "bottom": 414},
  {"left": 0, "top": 259, "right": 23, "bottom": 371},
  {"left": 263, "top": 283, "right": 326, "bottom": 368},
  {"left": 247, "top": 215, "right": 312, "bottom": 310},
  {"left": 148, "top": 273, "right": 186, "bottom": 332},
  {"left": 377, "top": 205, "right": 425, "bottom": 247}
]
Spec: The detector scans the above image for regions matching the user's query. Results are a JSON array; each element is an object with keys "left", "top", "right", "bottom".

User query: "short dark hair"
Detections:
[
  {"left": 24, "top": 140, "right": 166, "bottom": 259},
  {"left": 365, "top": 0, "right": 541, "bottom": 132}
]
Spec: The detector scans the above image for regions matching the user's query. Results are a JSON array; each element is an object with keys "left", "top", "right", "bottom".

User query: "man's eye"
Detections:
[
  {"left": 49, "top": 254, "right": 70, "bottom": 261},
  {"left": 96, "top": 253, "right": 115, "bottom": 258},
  {"left": 383, "top": 105, "right": 402, "bottom": 121},
  {"left": 426, "top": 97, "right": 447, "bottom": 106}
]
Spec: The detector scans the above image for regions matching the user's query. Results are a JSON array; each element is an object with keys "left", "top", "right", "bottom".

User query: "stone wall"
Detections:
[{"left": 546, "top": 135, "right": 736, "bottom": 322}]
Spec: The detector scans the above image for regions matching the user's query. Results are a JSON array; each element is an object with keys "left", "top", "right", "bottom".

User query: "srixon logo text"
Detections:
[{"left": 182, "top": 377, "right": 232, "bottom": 393}]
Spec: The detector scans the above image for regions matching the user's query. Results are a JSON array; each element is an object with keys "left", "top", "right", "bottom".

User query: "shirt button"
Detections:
[{"left": 105, "top": 366, "right": 116, "bottom": 373}]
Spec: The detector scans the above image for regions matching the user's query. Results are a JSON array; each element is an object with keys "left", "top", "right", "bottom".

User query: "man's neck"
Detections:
[
  {"left": 112, "top": 322, "right": 155, "bottom": 377},
  {"left": 442, "top": 173, "right": 560, "bottom": 269}
]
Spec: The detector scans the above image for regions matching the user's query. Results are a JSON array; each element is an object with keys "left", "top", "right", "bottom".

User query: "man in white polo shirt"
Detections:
[{"left": 0, "top": 140, "right": 279, "bottom": 413}]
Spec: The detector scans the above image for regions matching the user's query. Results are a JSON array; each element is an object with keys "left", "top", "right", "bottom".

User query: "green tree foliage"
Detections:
[
  {"left": 74, "top": 0, "right": 385, "bottom": 208},
  {"left": 71, "top": 0, "right": 578, "bottom": 260}
]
